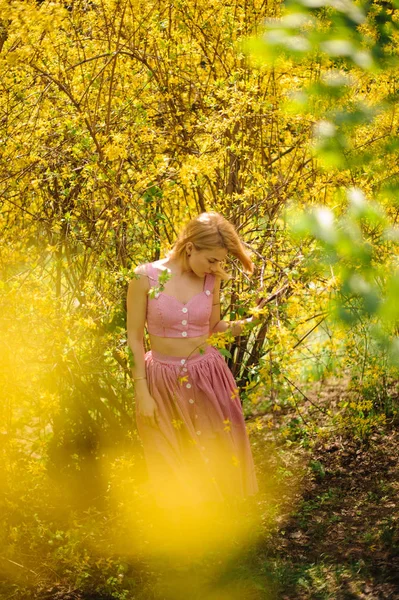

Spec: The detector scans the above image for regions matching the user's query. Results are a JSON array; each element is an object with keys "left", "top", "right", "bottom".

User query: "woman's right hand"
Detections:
[{"left": 137, "top": 393, "right": 159, "bottom": 427}]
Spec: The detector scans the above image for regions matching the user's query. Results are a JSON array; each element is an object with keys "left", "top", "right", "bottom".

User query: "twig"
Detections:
[
  {"left": 1, "top": 558, "right": 38, "bottom": 577},
  {"left": 283, "top": 374, "right": 328, "bottom": 415},
  {"left": 292, "top": 315, "right": 328, "bottom": 349}
]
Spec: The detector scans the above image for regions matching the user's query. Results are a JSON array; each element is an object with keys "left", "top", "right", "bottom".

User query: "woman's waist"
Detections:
[
  {"left": 147, "top": 344, "right": 216, "bottom": 366},
  {"left": 148, "top": 333, "right": 210, "bottom": 358}
]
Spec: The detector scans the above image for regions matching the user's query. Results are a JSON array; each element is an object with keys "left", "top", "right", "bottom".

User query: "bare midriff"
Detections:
[{"left": 149, "top": 333, "right": 210, "bottom": 358}]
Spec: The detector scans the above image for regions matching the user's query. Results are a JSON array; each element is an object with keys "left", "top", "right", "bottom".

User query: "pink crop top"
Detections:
[{"left": 144, "top": 262, "right": 216, "bottom": 338}]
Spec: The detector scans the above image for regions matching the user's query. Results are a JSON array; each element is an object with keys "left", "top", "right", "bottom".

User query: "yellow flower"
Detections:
[
  {"left": 172, "top": 419, "right": 183, "bottom": 430},
  {"left": 178, "top": 375, "right": 188, "bottom": 385},
  {"left": 104, "top": 143, "right": 127, "bottom": 160},
  {"left": 254, "top": 418, "right": 263, "bottom": 431},
  {"left": 223, "top": 418, "right": 231, "bottom": 432},
  {"left": 230, "top": 387, "right": 239, "bottom": 401},
  {"left": 232, "top": 455, "right": 240, "bottom": 467}
]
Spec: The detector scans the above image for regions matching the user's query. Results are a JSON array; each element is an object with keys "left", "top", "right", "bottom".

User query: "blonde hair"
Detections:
[{"left": 165, "top": 212, "right": 254, "bottom": 281}]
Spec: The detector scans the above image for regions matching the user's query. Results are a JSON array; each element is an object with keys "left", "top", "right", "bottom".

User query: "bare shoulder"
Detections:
[
  {"left": 152, "top": 258, "right": 168, "bottom": 272},
  {"left": 133, "top": 263, "right": 148, "bottom": 277},
  {"left": 129, "top": 263, "right": 149, "bottom": 291}
]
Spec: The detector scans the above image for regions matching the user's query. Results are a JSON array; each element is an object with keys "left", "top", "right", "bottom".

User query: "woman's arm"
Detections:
[
  {"left": 127, "top": 265, "right": 151, "bottom": 396},
  {"left": 127, "top": 266, "right": 159, "bottom": 425},
  {"left": 210, "top": 276, "right": 259, "bottom": 337}
]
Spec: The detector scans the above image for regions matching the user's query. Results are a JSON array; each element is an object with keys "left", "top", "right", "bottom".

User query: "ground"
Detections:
[
  {"left": 3, "top": 376, "right": 399, "bottom": 599},
  {"left": 249, "top": 375, "right": 399, "bottom": 599}
]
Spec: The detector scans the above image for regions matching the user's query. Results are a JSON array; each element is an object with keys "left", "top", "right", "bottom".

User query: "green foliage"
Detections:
[{"left": 245, "top": 0, "right": 399, "bottom": 439}]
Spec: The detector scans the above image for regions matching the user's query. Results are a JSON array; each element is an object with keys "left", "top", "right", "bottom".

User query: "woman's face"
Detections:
[{"left": 186, "top": 243, "right": 228, "bottom": 277}]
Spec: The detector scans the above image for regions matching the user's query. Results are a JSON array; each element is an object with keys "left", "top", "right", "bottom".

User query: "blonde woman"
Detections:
[{"left": 127, "top": 212, "right": 263, "bottom": 509}]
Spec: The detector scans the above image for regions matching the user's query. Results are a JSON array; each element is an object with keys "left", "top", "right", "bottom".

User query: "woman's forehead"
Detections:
[{"left": 203, "top": 248, "right": 228, "bottom": 260}]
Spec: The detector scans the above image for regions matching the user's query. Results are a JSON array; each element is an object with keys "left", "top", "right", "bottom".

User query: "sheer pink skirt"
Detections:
[{"left": 136, "top": 345, "right": 259, "bottom": 509}]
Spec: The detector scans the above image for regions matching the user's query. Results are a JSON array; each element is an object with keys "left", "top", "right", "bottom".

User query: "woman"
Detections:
[{"left": 127, "top": 212, "right": 263, "bottom": 511}]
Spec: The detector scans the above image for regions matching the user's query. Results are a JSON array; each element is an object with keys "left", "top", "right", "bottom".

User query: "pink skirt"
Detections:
[{"left": 136, "top": 345, "right": 259, "bottom": 508}]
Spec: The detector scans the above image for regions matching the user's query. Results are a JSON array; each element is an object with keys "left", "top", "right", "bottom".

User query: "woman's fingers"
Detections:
[{"left": 142, "top": 410, "right": 158, "bottom": 427}]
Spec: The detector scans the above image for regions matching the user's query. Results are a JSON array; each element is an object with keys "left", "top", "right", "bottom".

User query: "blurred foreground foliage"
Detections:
[{"left": 0, "top": 0, "right": 399, "bottom": 596}]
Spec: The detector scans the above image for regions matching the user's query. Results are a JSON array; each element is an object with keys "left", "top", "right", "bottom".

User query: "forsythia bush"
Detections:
[{"left": 1, "top": 0, "right": 399, "bottom": 595}]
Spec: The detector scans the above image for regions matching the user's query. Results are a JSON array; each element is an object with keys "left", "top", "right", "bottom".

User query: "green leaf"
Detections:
[{"left": 218, "top": 348, "right": 232, "bottom": 359}]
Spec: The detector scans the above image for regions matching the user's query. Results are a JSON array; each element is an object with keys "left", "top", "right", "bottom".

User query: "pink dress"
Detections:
[{"left": 135, "top": 262, "right": 259, "bottom": 508}]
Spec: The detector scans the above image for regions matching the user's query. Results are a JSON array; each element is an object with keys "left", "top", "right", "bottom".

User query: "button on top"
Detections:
[
  {"left": 182, "top": 307, "right": 188, "bottom": 313},
  {"left": 182, "top": 367, "right": 188, "bottom": 372},
  {"left": 205, "top": 290, "right": 211, "bottom": 295},
  {"left": 180, "top": 359, "right": 186, "bottom": 365},
  {"left": 186, "top": 383, "right": 191, "bottom": 389},
  {"left": 182, "top": 331, "right": 187, "bottom": 337},
  {"left": 182, "top": 319, "right": 187, "bottom": 325},
  {"left": 189, "top": 398, "right": 194, "bottom": 404}
]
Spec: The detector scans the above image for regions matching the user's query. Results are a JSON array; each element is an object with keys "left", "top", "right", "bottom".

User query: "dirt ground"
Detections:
[{"left": 249, "top": 375, "right": 399, "bottom": 599}]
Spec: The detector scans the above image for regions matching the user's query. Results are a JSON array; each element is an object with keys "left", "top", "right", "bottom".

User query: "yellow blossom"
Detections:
[
  {"left": 230, "top": 387, "right": 239, "bottom": 401},
  {"left": 223, "top": 418, "right": 231, "bottom": 432},
  {"left": 232, "top": 455, "right": 240, "bottom": 467}
]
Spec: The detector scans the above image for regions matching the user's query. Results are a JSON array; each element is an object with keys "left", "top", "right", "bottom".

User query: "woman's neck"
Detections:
[{"left": 161, "top": 257, "right": 192, "bottom": 277}]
